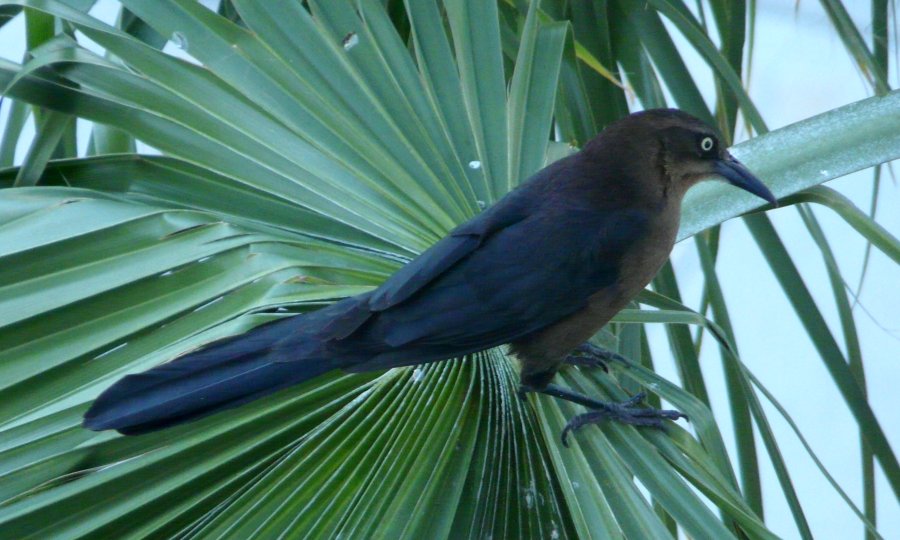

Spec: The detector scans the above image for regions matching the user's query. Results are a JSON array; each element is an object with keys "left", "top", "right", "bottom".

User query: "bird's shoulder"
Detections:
[{"left": 365, "top": 158, "right": 569, "bottom": 311}]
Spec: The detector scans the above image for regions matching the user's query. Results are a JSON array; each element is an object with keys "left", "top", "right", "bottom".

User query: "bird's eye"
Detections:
[{"left": 699, "top": 136, "right": 716, "bottom": 154}]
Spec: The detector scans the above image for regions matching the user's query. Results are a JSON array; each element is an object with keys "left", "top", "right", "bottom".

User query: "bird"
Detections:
[{"left": 83, "top": 109, "right": 776, "bottom": 442}]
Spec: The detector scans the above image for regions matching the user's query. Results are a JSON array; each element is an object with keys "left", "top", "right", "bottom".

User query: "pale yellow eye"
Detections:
[{"left": 700, "top": 136, "right": 715, "bottom": 152}]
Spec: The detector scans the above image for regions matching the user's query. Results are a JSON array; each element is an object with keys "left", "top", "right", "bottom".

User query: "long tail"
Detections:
[{"left": 83, "top": 315, "right": 346, "bottom": 435}]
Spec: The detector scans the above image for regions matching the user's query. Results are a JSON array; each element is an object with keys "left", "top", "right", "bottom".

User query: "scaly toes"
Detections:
[
  {"left": 564, "top": 343, "right": 633, "bottom": 372},
  {"left": 563, "top": 353, "right": 610, "bottom": 372},
  {"left": 559, "top": 395, "right": 687, "bottom": 447}
]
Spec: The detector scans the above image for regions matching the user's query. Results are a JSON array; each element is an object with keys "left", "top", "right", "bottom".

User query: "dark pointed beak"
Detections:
[{"left": 713, "top": 154, "right": 777, "bottom": 205}]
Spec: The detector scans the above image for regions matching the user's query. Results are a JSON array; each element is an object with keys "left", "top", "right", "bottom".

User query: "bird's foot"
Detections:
[
  {"left": 521, "top": 383, "right": 687, "bottom": 447},
  {"left": 560, "top": 393, "right": 687, "bottom": 447},
  {"left": 564, "top": 342, "right": 630, "bottom": 372}
]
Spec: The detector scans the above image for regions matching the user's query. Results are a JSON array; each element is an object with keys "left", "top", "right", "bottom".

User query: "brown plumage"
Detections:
[
  {"left": 84, "top": 109, "right": 775, "bottom": 441},
  {"left": 514, "top": 110, "right": 756, "bottom": 387}
]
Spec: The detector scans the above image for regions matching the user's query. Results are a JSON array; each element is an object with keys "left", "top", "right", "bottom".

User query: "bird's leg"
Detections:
[
  {"left": 520, "top": 383, "right": 687, "bottom": 447},
  {"left": 564, "top": 342, "right": 630, "bottom": 372}
]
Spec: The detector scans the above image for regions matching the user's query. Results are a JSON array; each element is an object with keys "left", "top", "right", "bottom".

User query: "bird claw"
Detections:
[
  {"left": 560, "top": 393, "right": 688, "bottom": 447},
  {"left": 564, "top": 342, "right": 630, "bottom": 372},
  {"left": 521, "top": 383, "right": 687, "bottom": 447}
]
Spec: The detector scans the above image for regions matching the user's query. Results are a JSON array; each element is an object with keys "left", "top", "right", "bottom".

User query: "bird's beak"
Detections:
[{"left": 714, "top": 153, "right": 777, "bottom": 205}]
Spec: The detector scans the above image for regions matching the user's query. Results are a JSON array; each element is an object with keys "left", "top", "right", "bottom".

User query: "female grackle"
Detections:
[{"left": 84, "top": 109, "right": 776, "bottom": 442}]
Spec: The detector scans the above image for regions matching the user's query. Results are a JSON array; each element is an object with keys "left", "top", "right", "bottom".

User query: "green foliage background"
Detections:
[{"left": 0, "top": 1, "right": 897, "bottom": 538}]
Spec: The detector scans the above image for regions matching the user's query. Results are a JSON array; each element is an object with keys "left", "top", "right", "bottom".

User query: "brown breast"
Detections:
[{"left": 511, "top": 198, "right": 681, "bottom": 377}]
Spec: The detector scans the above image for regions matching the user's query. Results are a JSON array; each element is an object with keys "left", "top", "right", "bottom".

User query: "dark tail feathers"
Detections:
[{"left": 83, "top": 316, "right": 341, "bottom": 435}]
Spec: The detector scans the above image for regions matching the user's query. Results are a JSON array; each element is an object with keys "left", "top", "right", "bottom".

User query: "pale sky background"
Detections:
[
  {"left": 1, "top": 1, "right": 898, "bottom": 539},
  {"left": 655, "top": 1, "right": 900, "bottom": 538}
]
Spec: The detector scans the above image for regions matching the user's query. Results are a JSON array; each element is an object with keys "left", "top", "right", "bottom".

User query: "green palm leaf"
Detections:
[{"left": 0, "top": 1, "right": 896, "bottom": 538}]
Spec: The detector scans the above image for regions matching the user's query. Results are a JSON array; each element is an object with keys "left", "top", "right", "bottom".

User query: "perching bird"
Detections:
[{"left": 84, "top": 109, "right": 776, "bottom": 441}]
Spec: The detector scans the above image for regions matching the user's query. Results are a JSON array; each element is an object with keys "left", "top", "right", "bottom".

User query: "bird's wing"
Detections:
[
  {"left": 315, "top": 185, "right": 536, "bottom": 341},
  {"left": 369, "top": 198, "right": 533, "bottom": 311},
  {"left": 343, "top": 203, "right": 651, "bottom": 371}
]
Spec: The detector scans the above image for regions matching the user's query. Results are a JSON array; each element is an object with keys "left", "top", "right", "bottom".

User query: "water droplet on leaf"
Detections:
[
  {"left": 342, "top": 32, "right": 359, "bottom": 51},
  {"left": 171, "top": 32, "right": 187, "bottom": 50}
]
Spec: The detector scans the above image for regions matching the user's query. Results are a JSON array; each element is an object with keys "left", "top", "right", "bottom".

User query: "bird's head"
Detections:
[{"left": 593, "top": 109, "right": 776, "bottom": 206}]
